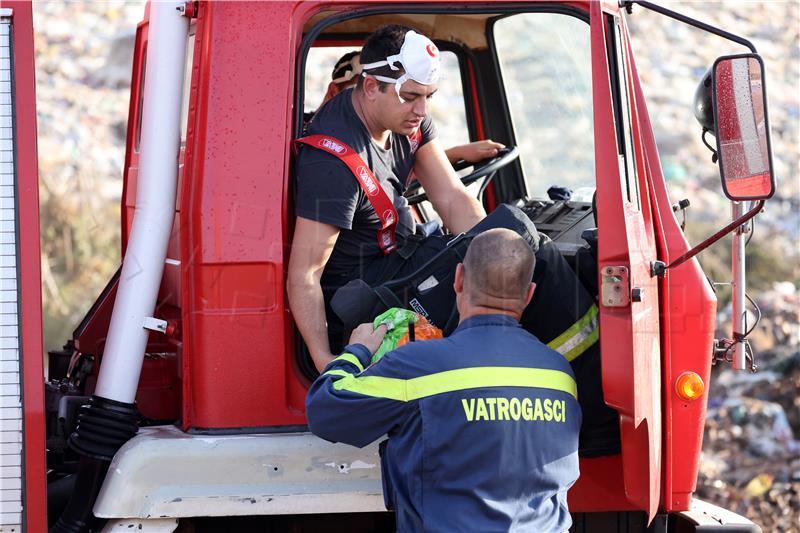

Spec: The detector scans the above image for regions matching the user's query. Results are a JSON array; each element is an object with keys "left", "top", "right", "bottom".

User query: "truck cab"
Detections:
[{"left": 2, "top": 1, "right": 774, "bottom": 531}]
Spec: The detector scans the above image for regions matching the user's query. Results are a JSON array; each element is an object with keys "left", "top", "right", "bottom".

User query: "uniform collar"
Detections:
[{"left": 454, "top": 314, "right": 521, "bottom": 333}]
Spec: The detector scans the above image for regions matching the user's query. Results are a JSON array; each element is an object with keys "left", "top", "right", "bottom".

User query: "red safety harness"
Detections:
[{"left": 296, "top": 132, "right": 418, "bottom": 255}]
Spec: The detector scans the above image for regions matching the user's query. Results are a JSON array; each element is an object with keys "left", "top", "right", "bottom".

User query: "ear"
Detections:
[
  {"left": 523, "top": 282, "right": 536, "bottom": 307},
  {"left": 454, "top": 263, "right": 465, "bottom": 294},
  {"left": 361, "top": 76, "right": 381, "bottom": 101}
]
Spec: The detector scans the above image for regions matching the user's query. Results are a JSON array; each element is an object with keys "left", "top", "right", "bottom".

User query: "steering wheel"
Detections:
[{"left": 404, "top": 146, "right": 520, "bottom": 206}]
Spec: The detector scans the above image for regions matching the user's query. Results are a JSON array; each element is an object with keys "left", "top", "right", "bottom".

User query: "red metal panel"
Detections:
[
  {"left": 121, "top": 20, "right": 148, "bottom": 256},
  {"left": 626, "top": 30, "right": 716, "bottom": 512},
  {"left": 181, "top": 1, "right": 307, "bottom": 428},
  {"left": 590, "top": 2, "right": 661, "bottom": 521},
  {"left": 1, "top": 1, "right": 47, "bottom": 529},
  {"left": 569, "top": 455, "right": 638, "bottom": 512}
]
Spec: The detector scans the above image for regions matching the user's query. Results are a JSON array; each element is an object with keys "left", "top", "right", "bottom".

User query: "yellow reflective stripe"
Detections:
[
  {"left": 547, "top": 304, "right": 599, "bottom": 362},
  {"left": 548, "top": 304, "right": 598, "bottom": 351},
  {"left": 563, "top": 325, "right": 600, "bottom": 362},
  {"left": 323, "top": 369, "right": 352, "bottom": 379},
  {"left": 332, "top": 366, "right": 577, "bottom": 401},
  {"left": 334, "top": 353, "right": 365, "bottom": 373}
]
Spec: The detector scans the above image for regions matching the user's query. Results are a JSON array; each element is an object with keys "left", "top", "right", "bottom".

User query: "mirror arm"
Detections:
[
  {"left": 621, "top": 0, "right": 757, "bottom": 53},
  {"left": 652, "top": 200, "right": 764, "bottom": 277}
]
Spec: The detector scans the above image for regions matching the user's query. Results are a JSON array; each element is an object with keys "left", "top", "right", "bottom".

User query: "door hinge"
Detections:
[{"left": 601, "top": 265, "right": 630, "bottom": 307}]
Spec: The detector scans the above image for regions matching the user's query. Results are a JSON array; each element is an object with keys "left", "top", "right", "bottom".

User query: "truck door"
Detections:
[
  {"left": 0, "top": 2, "right": 47, "bottom": 531},
  {"left": 590, "top": 2, "right": 662, "bottom": 521}
]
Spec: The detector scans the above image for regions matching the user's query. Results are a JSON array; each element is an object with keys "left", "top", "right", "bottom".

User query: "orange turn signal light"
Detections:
[{"left": 675, "top": 372, "right": 705, "bottom": 401}]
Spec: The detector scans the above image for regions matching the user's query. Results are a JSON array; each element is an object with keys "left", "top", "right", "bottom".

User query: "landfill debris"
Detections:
[
  {"left": 699, "top": 284, "right": 800, "bottom": 532},
  {"left": 628, "top": 4, "right": 799, "bottom": 528},
  {"left": 745, "top": 474, "right": 773, "bottom": 498}
]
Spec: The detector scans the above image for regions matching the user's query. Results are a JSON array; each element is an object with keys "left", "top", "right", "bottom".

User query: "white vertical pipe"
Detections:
[
  {"left": 731, "top": 201, "right": 748, "bottom": 370},
  {"left": 95, "top": 2, "right": 189, "bottom": 402}
]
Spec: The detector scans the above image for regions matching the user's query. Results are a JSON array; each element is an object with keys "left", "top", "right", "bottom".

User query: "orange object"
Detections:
[
  {"left": 397, "top": 315, "right": 443, "bottom": 347},
  {"left": 675, "top": 372, "right": 705, "bottom": 401}
]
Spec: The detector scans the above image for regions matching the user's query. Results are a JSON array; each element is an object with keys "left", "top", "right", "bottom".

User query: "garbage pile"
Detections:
[
  {"left": 33, "top": 1, "right": 141, "bottom": 200},
  {"left": 700, "top": 283, "right": 800, "bottom": 532},
  {"left": 629, "top": 5, "right": 800, "bottom": 524}
]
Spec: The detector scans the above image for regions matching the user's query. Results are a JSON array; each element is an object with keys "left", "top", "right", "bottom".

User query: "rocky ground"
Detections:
[
  {"left": 32, "top": 1, "right": 799, "bottom": 529},
  {"left": 700, "top": 282, "right": 800, "bottom": 532}
]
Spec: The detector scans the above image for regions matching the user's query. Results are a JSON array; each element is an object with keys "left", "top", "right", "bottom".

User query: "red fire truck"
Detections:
[{"left": 1, "top": 0, "right": 777, "bottom": 531}]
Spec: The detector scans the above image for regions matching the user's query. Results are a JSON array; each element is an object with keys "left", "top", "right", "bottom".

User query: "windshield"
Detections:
[{"left": 494, "top": 12, "right": 594, "bottom": 200}]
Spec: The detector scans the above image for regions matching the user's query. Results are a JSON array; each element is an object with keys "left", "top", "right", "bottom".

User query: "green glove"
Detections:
[{"left": 371, "top": 307, "right": 417, "bottom": 363}]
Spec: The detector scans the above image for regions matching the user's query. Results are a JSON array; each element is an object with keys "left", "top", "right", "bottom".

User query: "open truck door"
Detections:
[
  {"left": 0, "top": 1, "right": 46, "bottom": 531},
  {"left": 590, "top": 2, "right": 662, "bottom": 522}
]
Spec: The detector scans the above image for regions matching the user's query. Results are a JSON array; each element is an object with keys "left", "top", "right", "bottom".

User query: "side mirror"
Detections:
[{"left": 712, "top": 54, "right": 775, "bottom": 201}]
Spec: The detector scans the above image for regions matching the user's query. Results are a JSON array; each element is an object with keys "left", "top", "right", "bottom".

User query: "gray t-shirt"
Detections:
[{"left": 296, "top": 89, "right": 438, "bottom": 276}]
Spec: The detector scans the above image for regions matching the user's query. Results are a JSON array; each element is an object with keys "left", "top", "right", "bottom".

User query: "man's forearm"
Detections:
[
  {"left": 287, "top": 277, "right": 335, "bottom": 371},
  {"left": 444, "top": 145, "right": 464, "bottom": 164},
  {"left": 440, "top": 189, "right": 485, "bottom": 234},
  {"left": 306, "top": 343, "right": 407, "bottom": 448}
]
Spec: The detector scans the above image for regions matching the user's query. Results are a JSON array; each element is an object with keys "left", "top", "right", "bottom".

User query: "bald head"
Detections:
[{"left": 460, "top": 229, "right": 535, "bottom": 314}]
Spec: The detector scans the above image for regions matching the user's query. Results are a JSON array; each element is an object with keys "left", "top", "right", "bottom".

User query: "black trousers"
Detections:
[{"left": 322, "top": 234, "right": 452, "bottom": 354}]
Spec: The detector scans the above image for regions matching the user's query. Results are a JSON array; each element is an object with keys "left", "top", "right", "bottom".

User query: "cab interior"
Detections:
[
  {"left": 294, "top": 5, "right": 611, "bottom": 375},
  {"left": 290, "top": 6, "right": 651, "bottom": 525}
]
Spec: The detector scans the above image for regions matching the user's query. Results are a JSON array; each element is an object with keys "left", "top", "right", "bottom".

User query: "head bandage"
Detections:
[{"left": 361, "top": 30, "right": 440, "bottom": 101}]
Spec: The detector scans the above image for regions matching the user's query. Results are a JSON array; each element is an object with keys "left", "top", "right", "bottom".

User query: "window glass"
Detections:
[
  {"left": 429, "top": 51, "right": 469, "bottom": 150},
  {"left": 613, "top": 18, "right": 640, "bottom": 208},
  {"left": 305, "top": 46, "right": 357, "bottom": 114},
  {"left": 494, "top": 13, "right": 594, "bottom": 199}
]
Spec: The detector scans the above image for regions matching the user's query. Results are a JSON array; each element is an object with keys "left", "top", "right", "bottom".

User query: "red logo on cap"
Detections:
[{"left": 426, "top": 44, "right": 438, "bottom": 58}]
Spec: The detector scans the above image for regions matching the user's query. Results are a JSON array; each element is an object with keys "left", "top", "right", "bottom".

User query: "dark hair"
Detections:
[
  {"left": 357, "top": 24, "right": 414, "bottom": 92},
  {"left": 331, "top": 50, "right": 360, "bottom": 81}
]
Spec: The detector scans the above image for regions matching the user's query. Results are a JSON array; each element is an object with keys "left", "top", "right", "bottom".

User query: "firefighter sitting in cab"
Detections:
[
  {"left": 306, "top": 229, "right": 582, "bottom": 533},
  {"left": 289, "top": 25, "right": 485, "bottom": 371},
  {"left": 289, "top": 25, "right": 619, "bottom": 457}
]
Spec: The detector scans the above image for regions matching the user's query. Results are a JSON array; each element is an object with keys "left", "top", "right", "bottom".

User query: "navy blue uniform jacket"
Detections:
[{"left": 306, "top": 314, "right": 581, "bottom": 533}]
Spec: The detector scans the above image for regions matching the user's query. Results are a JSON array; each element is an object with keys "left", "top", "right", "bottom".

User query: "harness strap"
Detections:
[
  {"left": 374, "top": 286, "right": 404, "bottom": 310},
  {"left": 296, "top": 134, "right": 399, "bottom": 255}
]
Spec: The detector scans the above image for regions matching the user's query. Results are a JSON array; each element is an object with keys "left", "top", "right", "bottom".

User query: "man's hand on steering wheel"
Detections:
[
  {"left": 405, "top": 143, "right": 520, "bottom": 205},
  {"left": 445, "top": 140, "right": 505, "bottom": 164}
]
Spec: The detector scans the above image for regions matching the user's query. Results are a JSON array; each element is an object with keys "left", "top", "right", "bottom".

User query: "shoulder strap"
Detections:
[{"left": 296, "top": 135, "right": 398, "bottom": 255}]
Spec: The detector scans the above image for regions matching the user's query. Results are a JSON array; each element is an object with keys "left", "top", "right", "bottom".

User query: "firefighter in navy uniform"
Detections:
[{"left": 306, "top": 229, "right": 581, "bottom": 533}]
